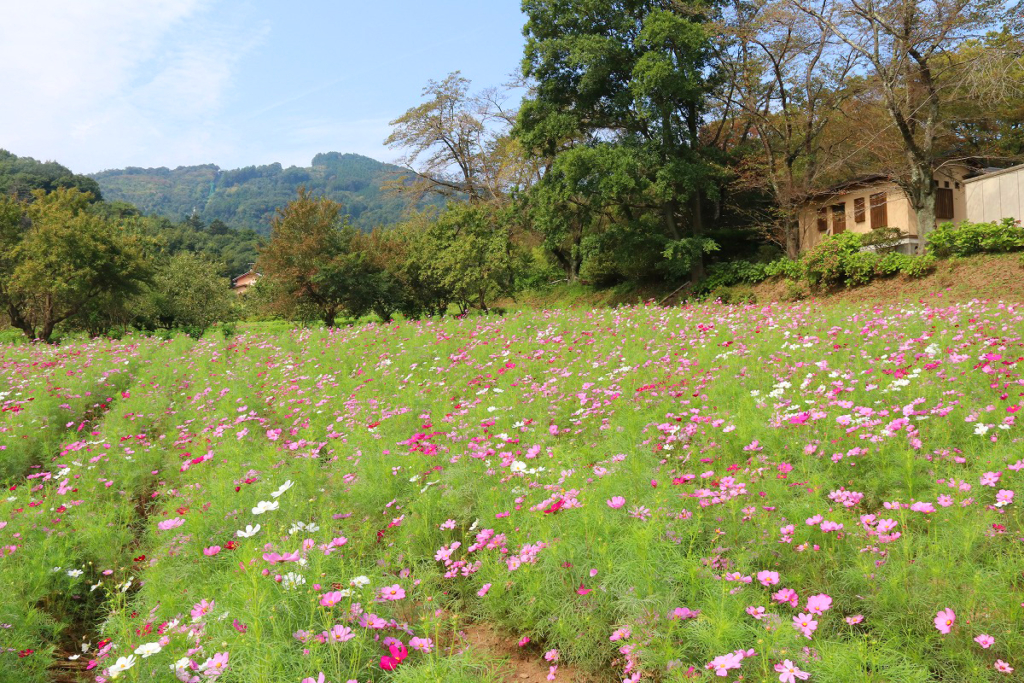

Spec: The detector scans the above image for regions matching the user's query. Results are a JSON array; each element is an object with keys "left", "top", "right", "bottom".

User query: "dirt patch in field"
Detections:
[{"left": 461, "top": 623, "right": 591, "bottom": 683}]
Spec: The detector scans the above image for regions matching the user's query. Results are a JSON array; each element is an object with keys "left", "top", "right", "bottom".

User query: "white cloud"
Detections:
[{"left": 0, "top": 0, "right": 267, "bottom": 172}]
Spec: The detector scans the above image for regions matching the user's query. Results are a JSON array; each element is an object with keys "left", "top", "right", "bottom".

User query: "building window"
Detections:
[
  {"left": 870, "top": 192, "right": 887, "bottom": 228},
  {"left": 936, "top": 187, "right": 954, "bottom": 220},
  {"left": 854, "top": 197, "right": 866, "bottom": 223},
  {"left": 831, "top": 203, "right": 846, "bottom": 234},
  {"left": 816, "top": 207, "right": 828, "bottom": 231}
]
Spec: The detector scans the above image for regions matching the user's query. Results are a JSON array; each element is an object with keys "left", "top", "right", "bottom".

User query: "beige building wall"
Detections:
[
  {"left": 964, "top": 165, "right": 1024, "bottom": 224},
  {"left": 798, "top": 167, "right": 970, "bottom": 252}
]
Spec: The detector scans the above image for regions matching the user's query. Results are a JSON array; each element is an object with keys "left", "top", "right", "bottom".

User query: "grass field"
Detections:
[{"left": 1, "top": 299, "right": 1022, "bottom": 682}]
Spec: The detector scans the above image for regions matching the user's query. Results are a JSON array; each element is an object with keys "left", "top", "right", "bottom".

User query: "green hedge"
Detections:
[{"left": 928, "top": 217, "right": 1024, "bottom": 257}]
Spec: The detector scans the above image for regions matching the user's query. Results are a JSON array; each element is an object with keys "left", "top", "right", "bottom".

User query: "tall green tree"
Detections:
[
  {"left": 0, "top": 188, "right": 150, "bottom": 342},
  {"left": 517, "top": 0, "right": 722, "bottom": 283},
  {"left": 257, "top": 188, "right": 367, "bottom": 327}
]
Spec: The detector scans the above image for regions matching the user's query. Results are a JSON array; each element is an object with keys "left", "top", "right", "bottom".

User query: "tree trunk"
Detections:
[
  {"left": 690, "top": 193, "right": 705, "bottom": 285},
  {"left": 909, "top": 164, "right": 937, "bottom": 244},
  {"left": 323, "top": 310, "right": 336, "bottom": 328},
  {"left": 784, "top": 213, "right": 801, "bottom": 260}
]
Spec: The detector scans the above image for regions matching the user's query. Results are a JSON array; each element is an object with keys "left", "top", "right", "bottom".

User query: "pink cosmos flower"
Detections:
[
  {"left": 518, "top": 637, "right": 531, "bottom": 647},
  {"left": 190, "top": 599, "right": 215, "bottom": 622},
  {"left": 544, "top": 649, "right": 559, "bottom": 662},
  {"left": 775, "top": 659, "right": 811, "bottom": 682},
  {"left": 610, "top": 627, "right": 631, "bottom": 642},
  {"left": 757, "top": 570, "right": 780, "bottom": 586},
  {"left": 670, "top": 607, "right": 700, "bottom": 620},
  {"left": 200, "top": 652, "right": 229, "bottom": 677},
  {"left": 320, "top": 591, "right": 344, "bottom": 607},
  {"left": 477, "top": 583, "right": 492, "bottom": 597},
  {"left": 980, "top": 471, "right": 1001, "bottom": 487},
  {"left": 203, "top": 546, "right": 221, "bottom": 556},
  {"left": 934, "top": 608, "right": 955, "bottom": 634},
  {"left": 379, "top": 584, "right": 406, "bottom": 601},
  {"left": 845, "top": 615, "right": 864, "bottom": 625},
  {"left": 806, "top": 594, "right": 832, "bottom": 615},
  {"left": 995, "top": 490, "right": 1014, "bottom": 505},
  {"left": 300, "top": 674, "right": 326, "bottom": 683},
  {"left": 793, "top": 613, "right": 818, "bottom": 639},
  {"left": 995, "top": 660, "right": 1013, "bottom": 673},
  {"left": 974, "top": 634, "right": 995, "bottom": 649},
  {"left": 606, "top": 496, "right": 626, "bottom": 509},
  {"left": 773, "top": 588, "right": 799, "bottom": 607},
  {"left": 746, "top": 606, "right": 766, "bottom": 620}
]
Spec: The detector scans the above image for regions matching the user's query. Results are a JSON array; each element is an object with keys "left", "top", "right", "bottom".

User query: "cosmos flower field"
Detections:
[{"left": 1, "top": 300, "right": 1023, "bottom": 683}]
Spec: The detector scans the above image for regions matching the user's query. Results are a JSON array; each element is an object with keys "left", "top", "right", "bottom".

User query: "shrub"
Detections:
[
  {"left": 928, "top": 218, "right": 1024, "bottom": 257},
  {"left": 802, "top": 232, "right": 865, "bottom": 288}
]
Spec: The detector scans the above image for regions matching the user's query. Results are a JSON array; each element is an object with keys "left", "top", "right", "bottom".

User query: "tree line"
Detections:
[{"left": 257, "top": 0, "right": 1022, "bottom": 327}]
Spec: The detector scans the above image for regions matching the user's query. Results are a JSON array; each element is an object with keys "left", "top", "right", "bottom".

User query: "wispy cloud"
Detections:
[{"left": 0, "top": 0, "right": 267, "bottom": 172}]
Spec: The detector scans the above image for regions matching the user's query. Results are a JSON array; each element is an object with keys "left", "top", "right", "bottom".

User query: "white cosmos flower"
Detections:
[
  {"left": 281, "top": 572, "right": 306, "bottom": 590},
  {"left": 67, "top": 569, "right": 83, "bottom": 578},
  {"left": 134, "top": 642, "right": 162, "bottom": 658},
  {"left": 270, "top": 480, "right": 294, "bottom": 498},
  {"left": 510, "top": 460, "right": 527, "bottom": 474},
  {"left": 236, "top": 524, "right": 261, "bottom": 538},
  {"left": 349, "top": 575, "right": 370, "bottom": 588},
  {"left": 252, "top": 501, "right": 279, "bottom": 515},
  {"left": 108, "top": 655, "right": 136, "bottom": 678}
]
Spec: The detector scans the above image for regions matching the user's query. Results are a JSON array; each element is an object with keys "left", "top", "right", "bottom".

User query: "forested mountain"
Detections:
[
  {"left": 0, "top": 149, "right": 104, "bottom": 199},
  {"left": 91, "top": 152, "right": 431, "bottom": 234}
]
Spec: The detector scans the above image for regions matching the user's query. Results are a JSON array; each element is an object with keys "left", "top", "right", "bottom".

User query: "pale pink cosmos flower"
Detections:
[
  {"left": 158, "top": 518, "right": 185, "bottom": 531},
  {"left": 544, "top": 649, "right": 559, "bottom": 662},
  {"left": 746, "top": 606, "right": 766, "bottom": 620},
  {"left": 934, "top": 608, "right": 955, "bottom": 634},
  {"left": 707, "top": 652, "right": 743, "bottom": 677},
  {"left": 327, "top": 625, "right": 354, "bottom": 643},
  {"left": 606, "top": 496, "right": 626, "bottom": 509},
  {"left": 974, "top": 634, "right": 995, "bottom": 649},
  {"left": 477, "top": 583, "right": 492, "bottom": 597},
  {"left": 203, "top": 546, "right": 221, "bottom": 556},
  {"left": 200, "top": 652, "right": 229, "bottom": 677},
  {"left": 757, "top": 570, "right": 780, "bottom": 586},
  {"left": 995, "top": 660, "right": 1013, "bottom": 673},
  {"left": 995, "top": 490, "right": 1014, "bottom": 506},
  {"left": 775, "top": 659, "right": 811, "bottom": 682},
  {"left": 300, "top": 674, "right": 325, "bottom": 683},
  {"left": 409, "top": 636, "right": 433, "bottom": 653},
  {"left": 845, "top": 615, "right": 864, "bottom": 625}
]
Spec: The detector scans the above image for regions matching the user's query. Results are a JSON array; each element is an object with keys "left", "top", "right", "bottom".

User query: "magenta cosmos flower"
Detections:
[{"left": 934, "top": 608, "right": 955, "bottom": 634}]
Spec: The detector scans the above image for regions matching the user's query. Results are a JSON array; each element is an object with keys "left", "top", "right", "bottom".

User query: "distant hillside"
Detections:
[
  {"left": 0, "top": 149, "right": 103, "bottom": 200},
  {"left": 91, "top": 152, "right": 430, "bottom": 234}
]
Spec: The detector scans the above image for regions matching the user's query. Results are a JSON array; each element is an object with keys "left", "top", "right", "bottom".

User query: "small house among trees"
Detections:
[
  {"left": 797, "top": 166, "right": 973, "bottom": 254},
  {"left": 231, "top": 265, "right": 260, "bottom": 296}
]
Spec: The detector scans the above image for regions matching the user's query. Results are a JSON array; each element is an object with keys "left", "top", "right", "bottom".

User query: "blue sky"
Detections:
[{"left": 0, "top": 0, "right": 527, "bottom": 174}]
